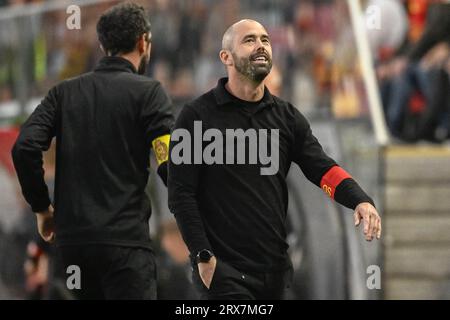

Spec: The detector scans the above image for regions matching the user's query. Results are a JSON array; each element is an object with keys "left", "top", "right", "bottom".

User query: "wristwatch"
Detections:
[{"left": 195, "top": 249, "right": 214, "bottom": 264}]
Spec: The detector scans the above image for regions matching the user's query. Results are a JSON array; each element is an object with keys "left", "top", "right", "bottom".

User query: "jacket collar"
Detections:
[
  {"left": 213, "top": 77, "right": 275, "bottom": 108},
  {"left": 94, "top": 56, "right": 137, "bottom": 74}
]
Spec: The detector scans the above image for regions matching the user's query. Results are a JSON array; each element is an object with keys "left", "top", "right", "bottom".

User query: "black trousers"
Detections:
[
  {"left": 192, "top": 259, "right": 292, "bottom": 300},
  {"left": 59, "top": 245, "right": 157, "bottom": 300}
]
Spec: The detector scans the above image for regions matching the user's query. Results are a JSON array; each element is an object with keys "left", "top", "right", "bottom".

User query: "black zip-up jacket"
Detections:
[
  {"left": 168, "top": 78, "right": 374, "bottom": 271},
  {"left": 12, "top": 56, "right": 174, "bottom": 250}
]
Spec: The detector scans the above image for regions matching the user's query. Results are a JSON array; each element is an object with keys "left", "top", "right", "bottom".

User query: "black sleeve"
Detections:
[
  {"left": 142, "top": 82, "right": 174, "bottom": 184},
  {"left": 291, "top": 108, "right": 374, "bottom": 210},
  {"left": 11, "top": 87, "right": 57, "bottom": 213},
  {"left": 334, "top": 179, "right": 375, "bottom": 210},
  {"left": 291, "top": 108, "right": 337, "bottom": 186},
  {"left": 168, "top": 105, "right": 212, "bottom": 257},
  {"left": 157, "top": 161, "right": 168, "bottom": 186}
]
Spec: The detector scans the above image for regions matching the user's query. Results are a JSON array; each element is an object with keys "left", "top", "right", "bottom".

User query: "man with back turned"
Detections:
[{"left": 12, "top": 3, "right": 174, "bottom": 299}]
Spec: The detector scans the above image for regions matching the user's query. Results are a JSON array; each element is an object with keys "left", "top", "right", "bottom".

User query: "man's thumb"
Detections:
[
  {"left": 354, "top": 212, "right": 361, "bottom": 226},
  {"left": 43, "top": 231, "right": 55, "bottom": 243}
]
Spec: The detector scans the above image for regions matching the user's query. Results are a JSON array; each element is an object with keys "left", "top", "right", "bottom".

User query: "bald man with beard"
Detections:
[{"left": 168, "top": 20, "right": 381, "bottom": 300}]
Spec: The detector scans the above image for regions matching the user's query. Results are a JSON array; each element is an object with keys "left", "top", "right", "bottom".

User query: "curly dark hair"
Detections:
[{"left": 96, "top": 2, "right": 151, "bottom": 56}]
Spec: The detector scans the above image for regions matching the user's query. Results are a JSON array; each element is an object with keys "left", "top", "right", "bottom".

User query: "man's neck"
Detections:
[
  {"left": 116, "top": 52, "right": 140, "bottom": 73},
  {"left": 225, "top": 73, "right": 265, "bottom": 102}
]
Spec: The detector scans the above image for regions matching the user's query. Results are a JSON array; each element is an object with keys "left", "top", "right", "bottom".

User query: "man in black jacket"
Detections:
[
  {"left": 12, "top": 3, "right": 173, "bottom": 299},
  {"left": 168, "top": 19, "right": 381, "bottom": 300}
]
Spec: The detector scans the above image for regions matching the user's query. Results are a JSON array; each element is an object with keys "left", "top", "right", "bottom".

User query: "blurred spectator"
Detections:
[
  {"left": 366, "top": 0, "right": 408, "bottom": 62},
  {"left": 23, "top": 235, "right": 70, "bottom": 300},
  {"left": 0, "top": 0, "right": 380, "bottom": 120},
  {"left": 156, "top": 219, "right": 199, "bottom": 300},
  {"left": 265, "top": 64, "right": 282, "bottom": 96},
  {"left": 382, "top": 1, "right": 450, "bottom": 141}
]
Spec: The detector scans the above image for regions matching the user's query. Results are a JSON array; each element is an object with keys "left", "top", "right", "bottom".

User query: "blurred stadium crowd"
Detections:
[{"left": 0, "top": 0, "right": 449, "bottom": 299}]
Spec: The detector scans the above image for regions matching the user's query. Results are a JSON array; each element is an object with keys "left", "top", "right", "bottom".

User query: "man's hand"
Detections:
[
  {"left": 198, "top": 256, "right": 217, "bottom": 289},
  {"left": 36, "top": 205, "right": 55, "bottom": 243},
  {"left": 354, "top": 202, "right": 381, "bottom": 241}
]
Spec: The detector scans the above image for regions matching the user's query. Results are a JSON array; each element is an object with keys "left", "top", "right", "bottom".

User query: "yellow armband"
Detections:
[{"left": 152, "top": 134, "right": 170, "bottom": 166}]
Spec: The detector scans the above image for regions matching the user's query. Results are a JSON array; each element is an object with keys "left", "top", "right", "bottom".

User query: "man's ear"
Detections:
[
  {"left": 137, "top": 34, "right": 147, "bottom": 54},
  {"left": 219, "top": 49, "right": 233, "bottom": 66}
]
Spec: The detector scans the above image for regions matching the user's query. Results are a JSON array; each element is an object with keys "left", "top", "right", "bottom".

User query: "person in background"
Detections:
[
  {"left": 157, "top": 219, "right": 199, "bottom": 300},
  {"left": 384, "top": 1, "right": 450, "bottom": 141}
]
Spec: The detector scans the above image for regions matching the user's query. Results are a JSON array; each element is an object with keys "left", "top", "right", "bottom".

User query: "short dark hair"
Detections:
[{"left": 96, "top": 2, "right": 151, "bottom": 56}]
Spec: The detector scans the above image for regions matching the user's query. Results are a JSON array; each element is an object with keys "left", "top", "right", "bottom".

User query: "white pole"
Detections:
[{"left": 347, "top": 0, "right": 390, "bottom": 145}]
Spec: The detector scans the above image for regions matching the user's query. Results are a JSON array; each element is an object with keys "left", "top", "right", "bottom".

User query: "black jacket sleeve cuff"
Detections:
[
  {"left": 334, "top": 178, "right": 375, "bottom": 210},
  {"left": 173, "top": 211, "right": 212, "bottom": 261},
  {"left": 31, "top": 198, "right": 51, "bottom": 213}
]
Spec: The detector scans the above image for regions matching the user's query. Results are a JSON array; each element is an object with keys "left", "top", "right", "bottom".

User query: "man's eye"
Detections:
[{"left": 245, "top": 38, "right": 254, "bottom": 43}]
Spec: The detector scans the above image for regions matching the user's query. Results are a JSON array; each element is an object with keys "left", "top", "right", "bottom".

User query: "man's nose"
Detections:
[
  {"left": 255, "top": 45, "right": 267, "bottom": 56},
  {"left": 255, "top": 38, "right": 265, "bottom": 49}
]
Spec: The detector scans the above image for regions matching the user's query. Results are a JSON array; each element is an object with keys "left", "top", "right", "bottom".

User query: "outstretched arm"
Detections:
[{"left": 291, "top": 108, "right": 381, "bottom": 241}]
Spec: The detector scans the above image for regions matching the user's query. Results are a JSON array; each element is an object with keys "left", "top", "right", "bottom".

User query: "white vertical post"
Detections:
[{"left": 347, "top": 0, "right": 390, "bottom": 145}]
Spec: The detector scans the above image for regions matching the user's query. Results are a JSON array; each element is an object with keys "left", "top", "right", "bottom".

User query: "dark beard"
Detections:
[
  {"left": 137, "top": 54, "right": 148, "bottom": 75},
  {"left": 232, "top": 52, "right": 272, "bottom": 82}
]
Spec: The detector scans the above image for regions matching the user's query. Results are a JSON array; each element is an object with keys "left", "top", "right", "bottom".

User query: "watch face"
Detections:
[{"left": 198, "top": 250, "right": 213, "bottom": 262}]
